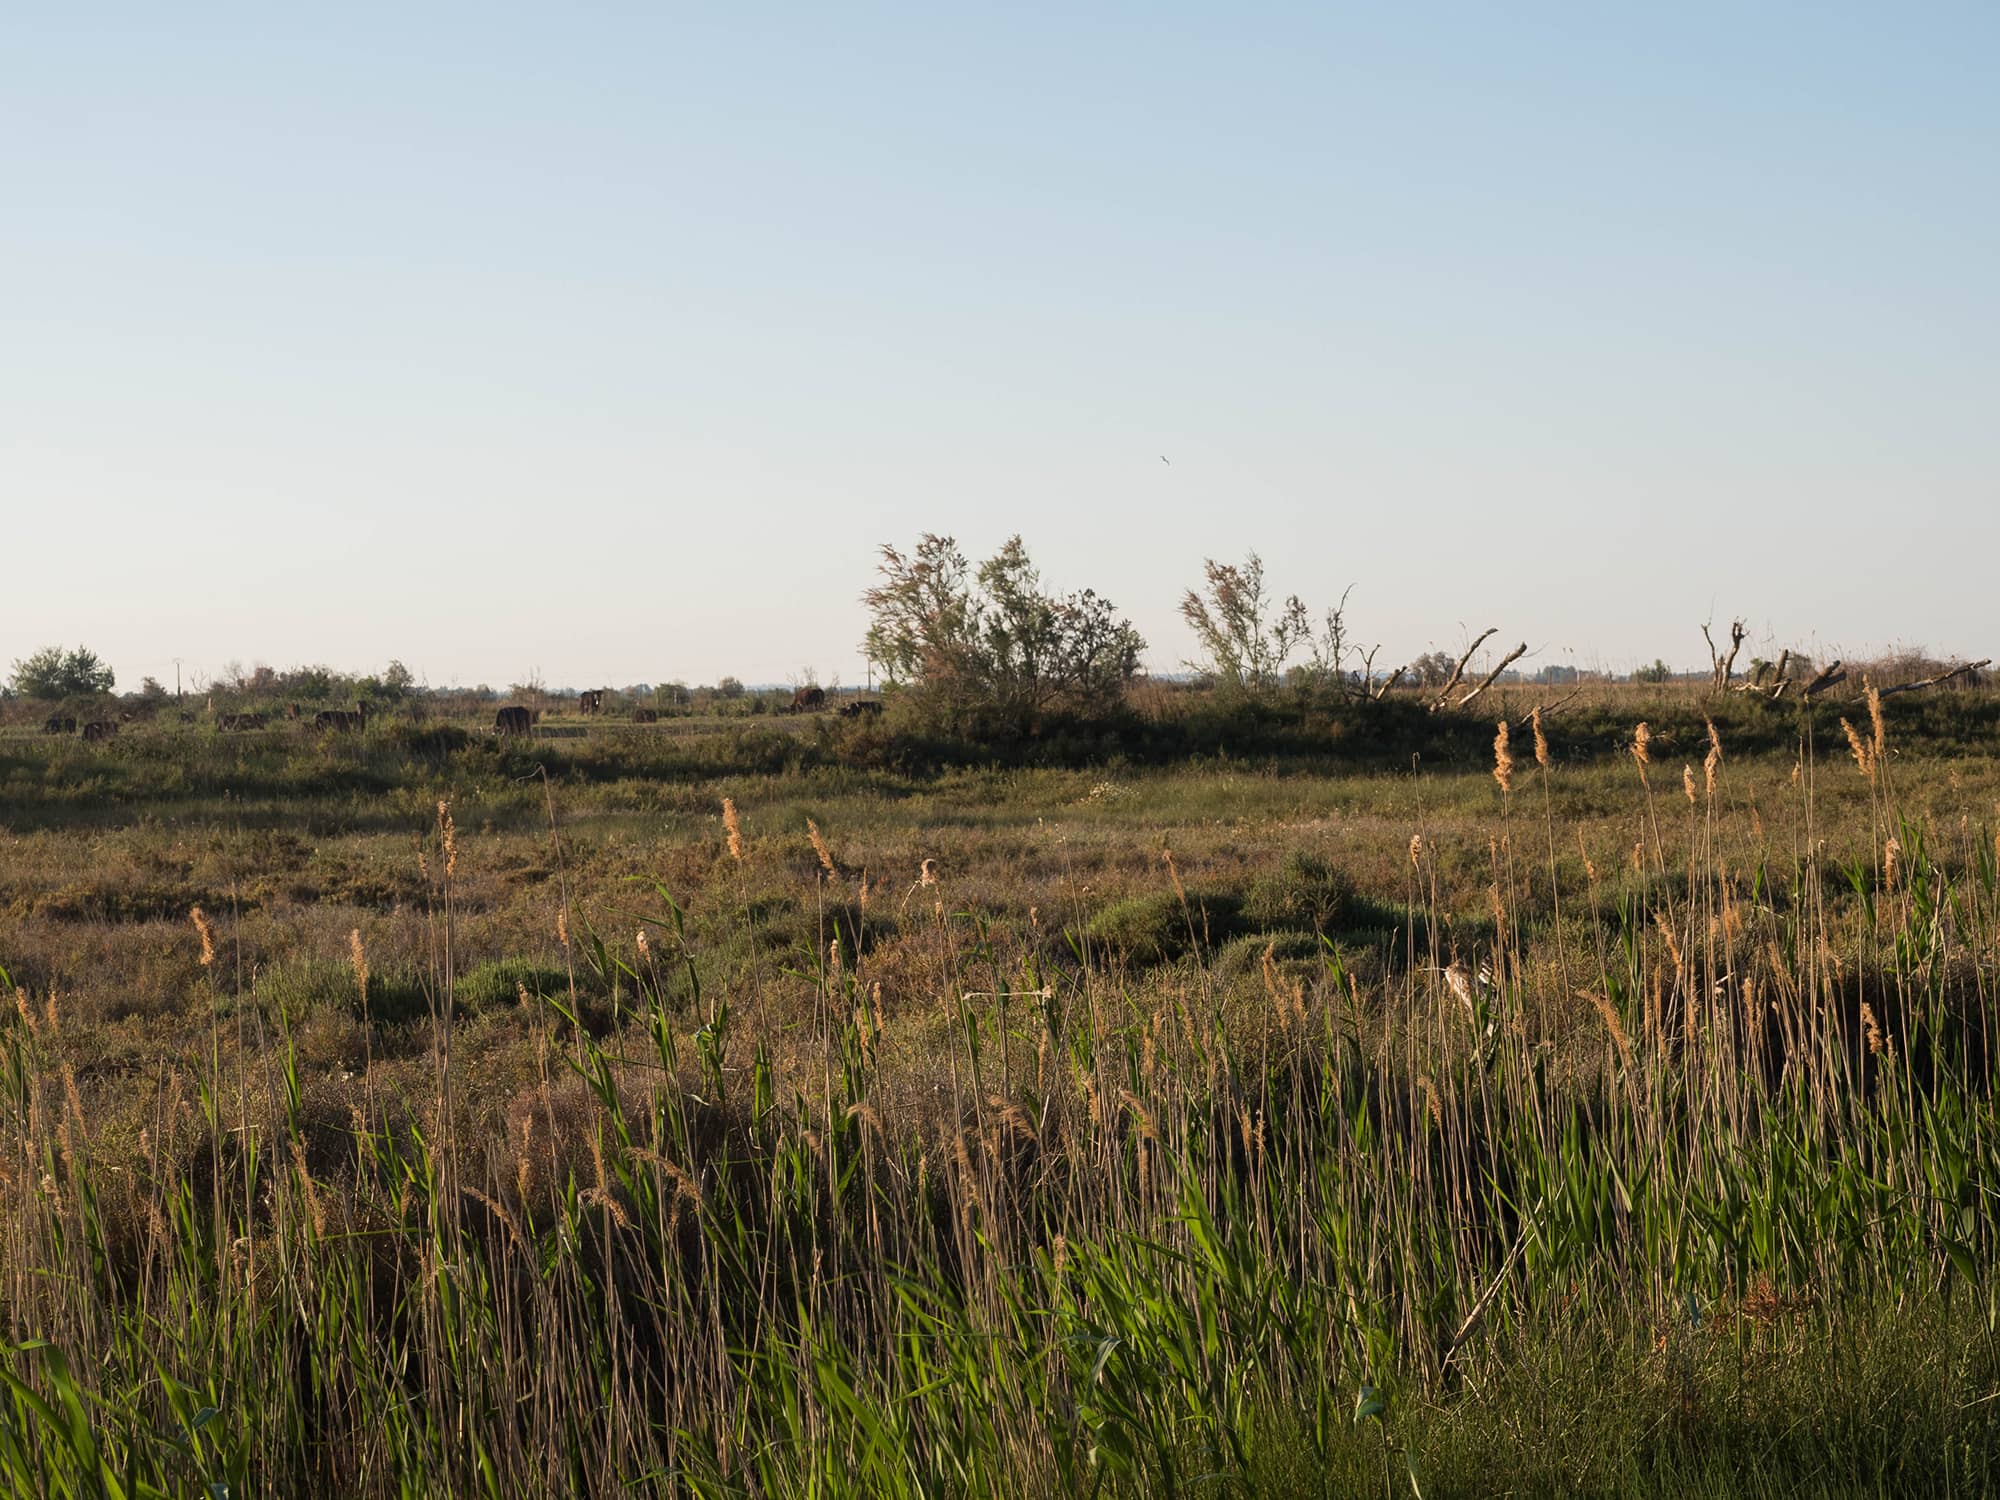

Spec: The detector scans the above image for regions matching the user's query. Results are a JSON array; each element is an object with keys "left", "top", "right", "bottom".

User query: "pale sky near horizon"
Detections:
[{"left": 5, "top": 4, "right": 1995, "bottom": 692}]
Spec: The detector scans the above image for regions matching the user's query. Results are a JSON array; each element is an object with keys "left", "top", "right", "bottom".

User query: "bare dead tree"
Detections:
[
  {"left": 1425, "top": 627, "right": 1497, "bottom": 712},
  {"left": 1702, "top": 619, "right": 1747, "bottom": 693},
  {"left": 1370, "top": 663, "right": 1408, "bottom": 700}
]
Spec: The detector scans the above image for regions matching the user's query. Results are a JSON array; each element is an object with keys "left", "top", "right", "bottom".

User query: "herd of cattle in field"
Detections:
[{"left": 34, "top": 687, "right": 882, "bottom": 742}]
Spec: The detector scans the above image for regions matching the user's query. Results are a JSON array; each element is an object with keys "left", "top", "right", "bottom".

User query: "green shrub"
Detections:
[
  {"left": 1085, "top": 888, "right": 1241, "bottom": 965},
  {"left": 454, "top": 957, "right": 571, "bottom": 1015},
  {"left": 1243, "top": 850, "right": 1356, "bottom": 934}
]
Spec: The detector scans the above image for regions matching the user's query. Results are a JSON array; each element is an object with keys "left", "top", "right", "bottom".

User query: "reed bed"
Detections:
[{"left": 1, "top": 714, "right": 1998, "bottom": 1496}]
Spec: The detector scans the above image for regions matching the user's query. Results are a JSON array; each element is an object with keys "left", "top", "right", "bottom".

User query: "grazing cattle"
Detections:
[
  {"left": 839, "top": 699, "right": 883, "bottom": 720},
  {"left": 790, "top": 686, "right": 827, "bottom": 714},
  {"left": 177, "top": 712, "right": 196, "bottom": 725},
  {"left": 218, "top": 712, "right": 268, "bottom": 732},
  {"left": 633, "top": 708, "right": 659, "bottom": 724},
  {"left": 312, "top": 704, "right": 367, "bottom": 733},
  {"left": 43, "top": 716, "right": 76, "bottom": 735},
  {"left": 578, "top": 689, "right": 605, "bottom": 715},
  {"left": 81, "top": 720, "right": 118, "bottom": 743},
  {"left": 495, "top": 705, "right": 533, "bottom": 736}
]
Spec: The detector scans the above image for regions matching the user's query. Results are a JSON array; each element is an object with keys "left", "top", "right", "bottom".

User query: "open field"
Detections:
[{"left": 3, "top": 682, "right": 2000, "bottom": 1495}]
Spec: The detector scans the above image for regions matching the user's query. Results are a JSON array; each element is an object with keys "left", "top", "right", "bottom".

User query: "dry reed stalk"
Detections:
[
  {"left": 1683, "top": 765, "right": 1697, "bottom": 806},
  {"left": 1163, "top": 848, "right": 1187, "bottom": 903},
  {"left": 1867, "top": 681, "right": 1887, "bottom": 761},
  {"left": 190, "top": 906, "right": 216, "bottom": 967},
  {"left": 1493, "top": 720, "right": 1514, "bottom": 793},
  {"left": 1841, "top": 719, "right": 1875, "bottom": 779},
  {"left": 437, "top": 798, "right": 457, "bottom": 878},
  {"left": 1632, "top": 721, "right": 1652, "bottom": 768},
  {"left": 1704, "top": 719, "right": 1723, "bottom": 797},
  {"left": 1883, "top": 838, "right": 1901, "bottom": 888},
  {"left": 722, "top": 798, "right": 744, "bottom": 861},
  {"left": 1860, "top": 1001, "right": 1884, "bottom": 1056},
  {"left": 1531, "top": 705, "right": 1550, "bottom": 769},
  {"left": 1578, "top": 989, "right": 1634, "bottom": 1071},
  {"left": 807, "top": 818, "right": 836, "bottom": 876},
  {"left": 348, "top": 929, "right": 369, "bottom": 1002}
]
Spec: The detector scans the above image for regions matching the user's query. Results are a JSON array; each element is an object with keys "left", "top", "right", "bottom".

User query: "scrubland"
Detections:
[{"left": 1, "top": 682, "right": 1997, "bottom": 1495}]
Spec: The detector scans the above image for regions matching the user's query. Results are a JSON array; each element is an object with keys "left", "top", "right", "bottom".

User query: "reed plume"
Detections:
[
  {"left": 1841, "top": 718, "right": 1875, "bottom": 779},
  {"left": 722, "top": 798, "right": 744, "bottom": 861},
  {"left": 807, "top": 818, "right": 836, "bottom": 876},
  {"left": 190, "top": 906, "right": 216, "bottom": 967},
  {"left": 1493, "top": 720, "right": 1514, "bottom": 793}
]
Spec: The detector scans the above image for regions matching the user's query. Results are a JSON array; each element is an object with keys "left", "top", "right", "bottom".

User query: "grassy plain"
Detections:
[{"left": 1, "top": 683, "right": 1998, "bottom": 1495}]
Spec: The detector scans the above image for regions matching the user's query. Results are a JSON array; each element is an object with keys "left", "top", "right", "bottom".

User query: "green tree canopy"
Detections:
[
  {"left": 863, "top": 534, "right": 1143, "bottom": 729},
  {"left": 10, "top": 645, "right": 115, "bottom": 700}
]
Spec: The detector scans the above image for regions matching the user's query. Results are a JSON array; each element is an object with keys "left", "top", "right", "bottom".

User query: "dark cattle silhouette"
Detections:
[
  {"left": 218, "top": 713, "right": 268, "bottom": 732},
  {"left": 839, "top": 700, "right": 883, "bottom": 720},
  {"left": 790, "top": 686, "right": 827, "bottom": 714},
  {"left": 43, "top": 716, "right": 76, "bottom": 735},
  {"left": 633, "top": 708, "right": 659, "bottom": 724},
  {"left": 312, "top": 704, "right": 367, "bottom": 733},
  {"left": 579, "top": 689, "right": 605, "bottom": 715},
  {"left": 81, "top": 720, "right": 118, "bottom": 743},
  {"left": 495, "top": 705, "right": 533, "bottom": 736}
]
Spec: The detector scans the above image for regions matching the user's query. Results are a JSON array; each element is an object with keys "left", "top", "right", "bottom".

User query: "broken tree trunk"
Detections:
[
  {"left": 1803, "top": 661, "right": 1847, "bottom": 698},
  {"left": 1872, "top": 660, "right": 1990, "bottom": 700},
  {"left": 1427, "top": 627, "right": 1497, "bottom": 712},
  {"left": 1455, "top": 642, "right": 1529, "bottom": 711}
]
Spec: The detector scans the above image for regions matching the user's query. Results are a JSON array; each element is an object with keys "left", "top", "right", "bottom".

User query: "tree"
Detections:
[
  {"left": 863, "top": 534, "right": 1144, "bottom": 728},
  {"left": 382, "top": 660, "right": 416, "bottom": 698},
  {"left": 1632, "top": 659, "right": 1674, "bottom": 684},
  {"left": 1412, "top": 651, "right": 1457, "bottom": 690},
  {"left": 1180, "top": 554, "right": 1309, "bottom": 694},
  {"left": 9, "top": 645, "right": 115, "bottom": 700}
]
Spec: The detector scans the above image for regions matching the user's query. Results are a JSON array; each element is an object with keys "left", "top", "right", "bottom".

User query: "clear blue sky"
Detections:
[{"left": 6, "top": 3, "right": 1995, "bottom": 691}]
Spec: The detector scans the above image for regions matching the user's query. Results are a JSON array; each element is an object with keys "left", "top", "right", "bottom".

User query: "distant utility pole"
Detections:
[{"left": 173, "top": 658, "right": 183, "bottom": 702}]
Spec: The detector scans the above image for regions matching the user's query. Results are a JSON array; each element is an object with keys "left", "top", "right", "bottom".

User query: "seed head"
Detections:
[
  {"left": 437, "top": 798, "right": 457, "bottom": 878},
  {"left": 190, "top": 906, "right": 216, "bottom": 967},
  {"left": 807, "top": 818, "right": 836, "bottom": 877},
  {"left": 721, "top": 798, "right": 744, "bottom": 861},
  {"left": 1492, "top": 720, "right": 1514, "bottom": 793},
  {"left": 1631, "top": 722, "right": 1652, "bottom": 768},
  {"left": 1840, "top": 718, "right": 1875, "bottom": 779}
]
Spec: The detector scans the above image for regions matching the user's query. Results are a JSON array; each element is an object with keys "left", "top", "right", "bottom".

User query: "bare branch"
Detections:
[
  {"left": 1370, "top": 663, "right": 1408, "bottom": 701},
  {"left": 1802, "top": 660, "right": 1847, "bottom": 698},
  {"left": 1426, "top": 627, "right": 1497, "bottom": 712},
  {"left": 1871, "top": 659, "right": 1990, "bottom": 700},
  {"left": 1453, "top": 641, "right": 1528, "bottom": 710}
]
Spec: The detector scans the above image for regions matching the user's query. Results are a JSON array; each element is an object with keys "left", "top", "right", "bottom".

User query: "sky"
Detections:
[{"left": 5, "top": 3, "right": 1996, "bottom": 692}]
